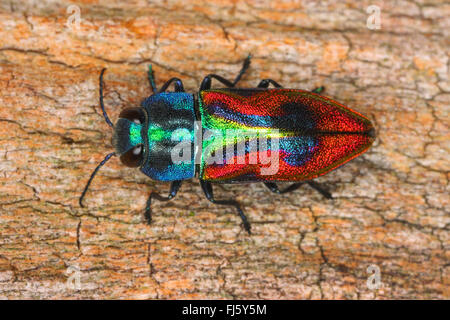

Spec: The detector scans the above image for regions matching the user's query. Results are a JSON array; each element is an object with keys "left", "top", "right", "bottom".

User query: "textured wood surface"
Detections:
[{"left": 0, "top": 0, "right": 448, "bottom": 299}]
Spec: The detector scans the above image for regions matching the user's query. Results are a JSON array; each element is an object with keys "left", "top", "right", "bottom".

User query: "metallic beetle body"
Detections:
[
  {"left": 81, "top": 56, "right": 375, "bottom": 234},
  {"left": 113, "top": 88, "right": 374, "bottom": 183}
]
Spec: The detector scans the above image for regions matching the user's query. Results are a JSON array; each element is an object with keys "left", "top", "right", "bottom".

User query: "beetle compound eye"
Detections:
[
  {"left": 119, "top": 107, "right": 146, "bottom": 124},
  {"left": 119, "top": 144, "right": 144, "bottom": 167},
  {"left": 133, "top": 145, "right": 142, "bottom": 155}
]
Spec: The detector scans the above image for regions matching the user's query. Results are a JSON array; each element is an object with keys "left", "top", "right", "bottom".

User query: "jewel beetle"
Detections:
[{"left": 79, "top": 55, "right": 375, "bottom": 234}]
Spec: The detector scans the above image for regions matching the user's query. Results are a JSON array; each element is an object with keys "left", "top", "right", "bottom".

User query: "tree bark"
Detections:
[{"left": 0, "top": 1, "right": 448, "bottom": 299}]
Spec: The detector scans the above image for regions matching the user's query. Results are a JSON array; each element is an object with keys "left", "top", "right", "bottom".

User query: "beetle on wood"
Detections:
[{"left": 79, "top": 56, "right": 375, "bottom": 234}]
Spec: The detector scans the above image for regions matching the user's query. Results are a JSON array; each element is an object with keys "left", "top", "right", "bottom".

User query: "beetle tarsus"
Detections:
[
  {"left": 144, "top": 208, "right": 152, "bottom": 224},
  {"left": 232, "top": 54, "right": 252, "bottom": 86},
  {"left": 264, "top": 182, "right": 303, "bottom": 194},
  {"left": 307, "top": 181, "right": 333, "bottom": 199},
  {"left": 312, "top": 86, "right": 325, "bottom": 94}
]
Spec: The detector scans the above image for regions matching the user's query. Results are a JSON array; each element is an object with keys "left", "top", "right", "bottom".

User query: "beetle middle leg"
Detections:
[
  {"left": 258, "top": 79, "right": 325, "bottom": 94},
  {"left": 144, "top": 180, "right": 182, "bottom": 224},
  {"left": 200, "top": 180, "right": 251, "bottom": 234},
  {"left": 147, "top": 66, "right": 186, "bottom": 93},
  {"left": 231, "top": 54, "right": 251, "bottom": 86},
  {"left": 257, "top": 79, "right": 283, "bottom": 88},
  {"left": 264, "top": 181, "right": 332, "bottom": 199},
  {"left": 200, "top": 55, "right": 252, "bottom": 90}
]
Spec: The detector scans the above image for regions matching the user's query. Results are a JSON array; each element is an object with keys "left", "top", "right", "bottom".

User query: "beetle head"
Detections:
[{"left": 112, "top": 107, "right": 147, "bottom": 168}]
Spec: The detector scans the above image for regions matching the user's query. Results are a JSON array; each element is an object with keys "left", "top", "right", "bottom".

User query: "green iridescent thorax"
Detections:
[{"left": 139, "top": 92, "right": 196, "bottom": 181}]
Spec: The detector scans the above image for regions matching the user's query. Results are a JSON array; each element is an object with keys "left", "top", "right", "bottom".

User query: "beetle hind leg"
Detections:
[
  {"left": 147, "top": 65, "right": 158, "bottom": 93},
  {"left": 144, "top": 180, "right": 182, "bottom": 224},
  {"left": 264, "top": 182, "right": 303, "bottom": 194},
  {"left": 264, "top": 181, "right": 332, "bottom": 199},
  {"left": 312, "top": 86, "right": 325, "bottom": 94},
  {"left": 307, "top": 181, "right": 332, "bottom": 199},
  {"left": 257, "top": 80, "right": 325, "bottom": 94},
  {"left": 200, "top": 180, "right": 251, "bottom": 234}
]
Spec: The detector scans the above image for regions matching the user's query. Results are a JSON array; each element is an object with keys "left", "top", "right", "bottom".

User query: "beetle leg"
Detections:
[
  {"left": 200, "top": 74, "right": 234, "bottom": 90},
  {"left": 312, "top": 86, "right": 325, "bottom": 94},
  {"left": 264, "top": 182, "right": 303, "bottom": 194},
  {"left": 232, "top": 54, "right": 252, "bottom": 86},
  {"left": 144, "top": 180, "right": 182, "bottom": 224},
  {"left": 264, "top": 181, "right": 332, "bottom": 199},
  {"left": 147, "top": 64, "right": 158, "bottom": 93},
  {"left": 306, "top": 181, "right": 332, "bottom": 199},
  {"left": 199, "top": 55, "right": 252, "bottom": 90},
  {"left": 200, "top": 180, "right": 251, "bottom": 234},
  {"left": 158, "top": 78, "right": 185, "bottom": 93},
  {"left": 257, "top": 81, "right": 325, "bottom": 94},
  {"left": 257, "top": 79, "right": 283, "bottom": 88}
]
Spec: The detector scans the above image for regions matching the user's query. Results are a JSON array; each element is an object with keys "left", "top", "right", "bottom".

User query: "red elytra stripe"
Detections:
[
  {"left": 201, "top": 89, "right": 371, "bottom": 133},
  {"left": 201, "top": 90, "right": 289, "bottom": 116},
  {"left": 202, "top": 134, "right": 374, "bottom": 181}
]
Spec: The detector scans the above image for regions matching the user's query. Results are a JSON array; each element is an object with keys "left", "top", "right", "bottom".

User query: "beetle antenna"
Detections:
[
  {"left": 99, "top": 68, "right": 114, "bottom": 128},
  {"left": 79, "top": 152, "right": 116, "bottom": 207}
]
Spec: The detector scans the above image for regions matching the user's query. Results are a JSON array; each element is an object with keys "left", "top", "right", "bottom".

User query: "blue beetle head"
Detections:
[{"left": 112, "top": 107, "right": 147, "bottom": 167}]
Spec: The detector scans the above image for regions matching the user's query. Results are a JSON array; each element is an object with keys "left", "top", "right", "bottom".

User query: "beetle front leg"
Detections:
[
  {"left": 147, "top": 65, "right": 158, "bottom": 93},
  {"left": 200, "top": 180, "right": 251, "bottom": 234},
  {"left": 144, "top": 180, "right": 182, "bottom": 224}
]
